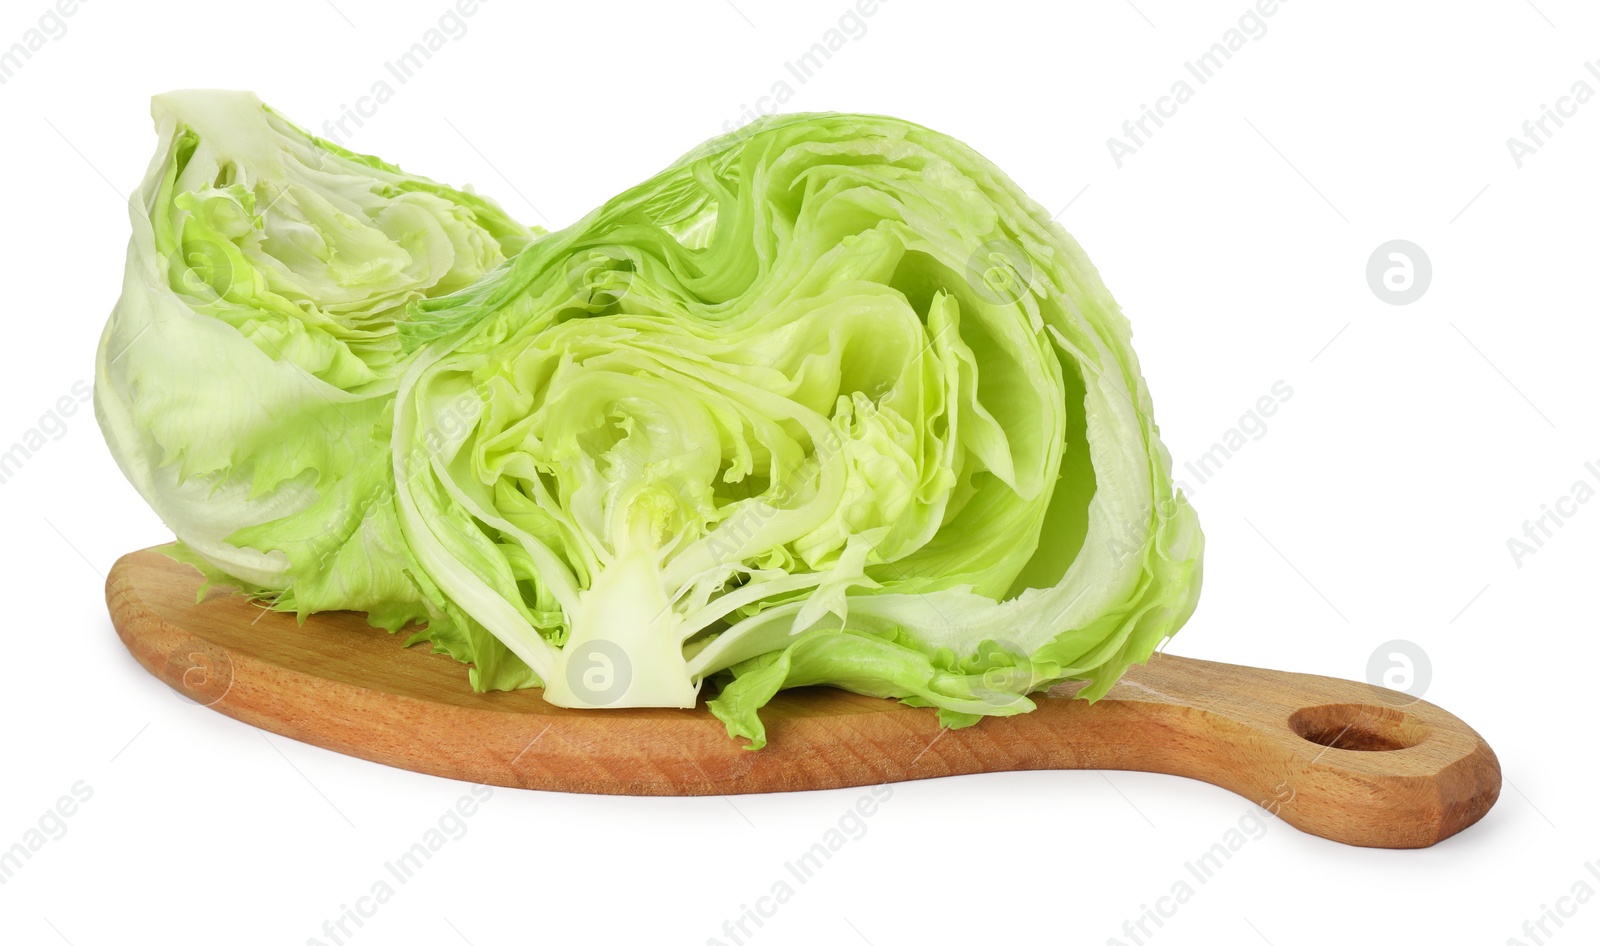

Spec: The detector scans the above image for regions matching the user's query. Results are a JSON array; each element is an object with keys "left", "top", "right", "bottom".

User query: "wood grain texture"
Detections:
[{"left": 107, "top": 547, "right": 1499, "bottom": 848}]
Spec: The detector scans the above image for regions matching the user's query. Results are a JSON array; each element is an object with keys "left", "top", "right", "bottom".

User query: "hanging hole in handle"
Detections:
[{"left": 1289, "top": 703, "right": 1428, "bottom": 752}]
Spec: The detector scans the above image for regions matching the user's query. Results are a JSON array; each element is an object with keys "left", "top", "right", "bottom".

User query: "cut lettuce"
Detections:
[
  {"left": 387, "top": 113, "right": 1203, "bottom": 742},
  {"left": 99, "top": 100, "right": 1202, "bottom": 742},
  {"left": 95, "top": 91, "right": 540, "bottom": 688}
]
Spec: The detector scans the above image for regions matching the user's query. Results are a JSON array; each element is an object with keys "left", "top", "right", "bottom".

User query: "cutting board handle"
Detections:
[{"left": 1058, "top": 654, "right": 1501, "bottom": 847}]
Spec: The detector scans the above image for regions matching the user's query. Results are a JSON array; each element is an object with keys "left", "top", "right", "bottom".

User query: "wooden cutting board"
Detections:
[{"left": 107, "top": 547, "right": 1499, "bottom": 848}]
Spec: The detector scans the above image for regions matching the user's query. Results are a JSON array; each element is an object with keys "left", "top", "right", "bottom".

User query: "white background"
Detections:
[{"left": 1, "top": 1, "right": 1595, "bottom": 944}]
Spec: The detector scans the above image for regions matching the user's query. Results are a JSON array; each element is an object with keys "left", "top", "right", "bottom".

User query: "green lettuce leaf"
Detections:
[
  {"left": 96, "top": 90, "right": 540, "bottom": 688},
  {"left": 388, "top": 113, "right": 1203, "bottom": 737}
]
